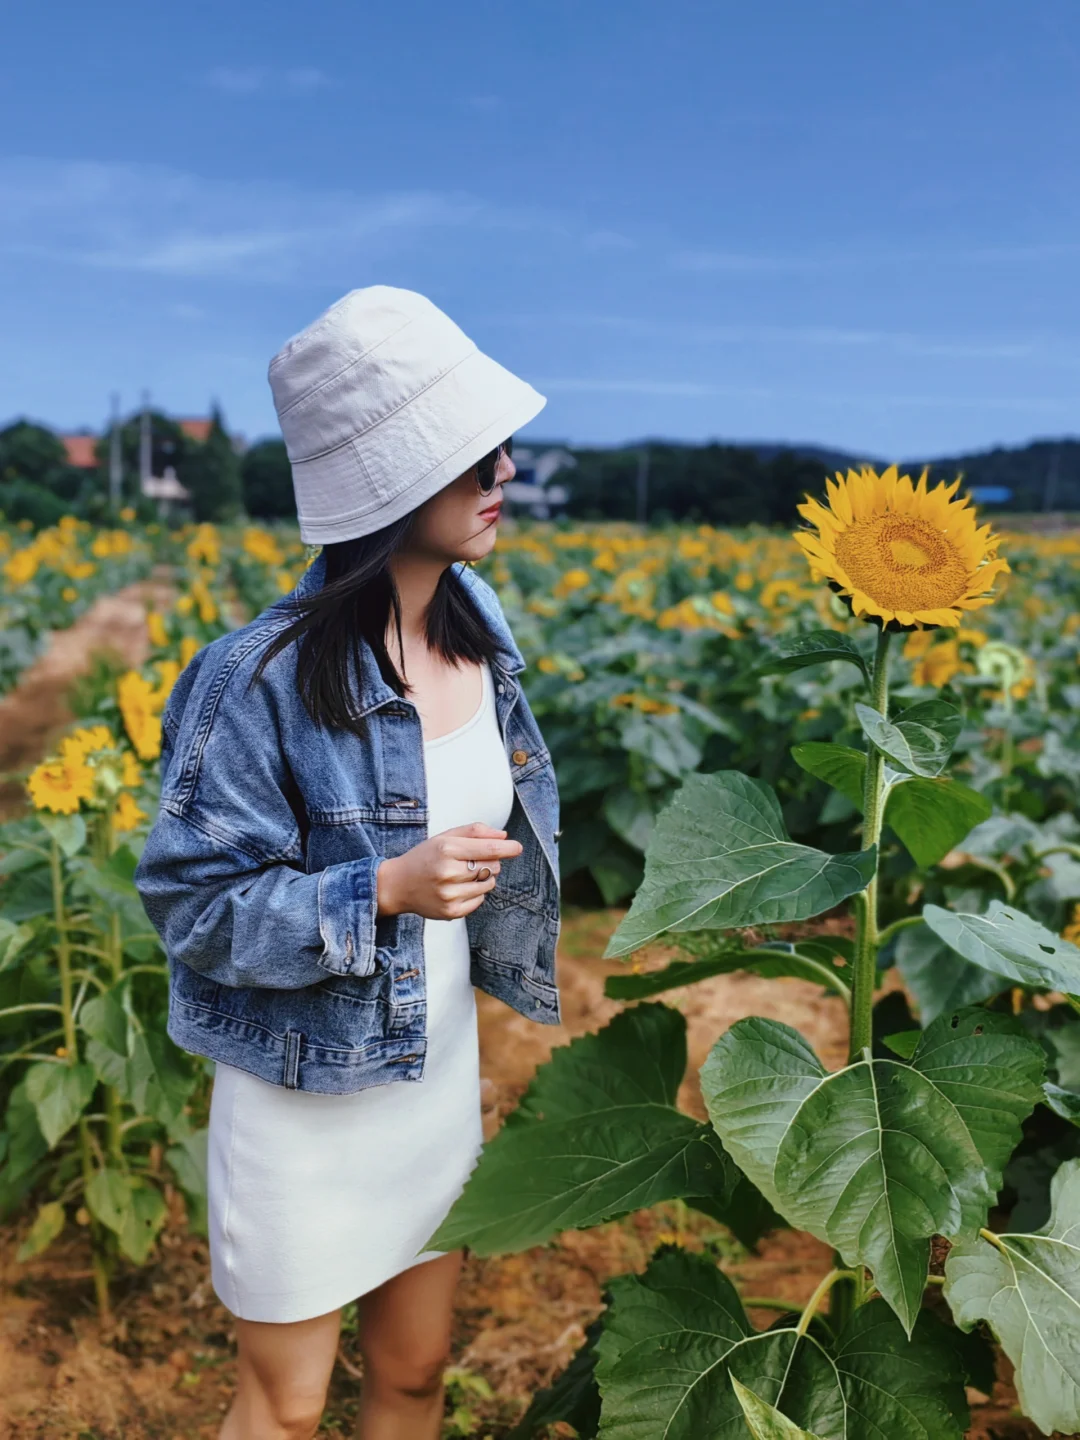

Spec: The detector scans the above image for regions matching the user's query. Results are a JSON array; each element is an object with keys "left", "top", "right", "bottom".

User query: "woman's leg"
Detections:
[
  {"left": 220, "top": 1305, "right": 343, "bottom": 1440},
  {"left": 354, "top": 1250, "right": 463, "bottom": 1440}
]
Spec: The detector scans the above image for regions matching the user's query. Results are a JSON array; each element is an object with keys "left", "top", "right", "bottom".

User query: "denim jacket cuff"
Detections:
[{"left": 316, "top": 856, "right": 383, "bottom": 977}]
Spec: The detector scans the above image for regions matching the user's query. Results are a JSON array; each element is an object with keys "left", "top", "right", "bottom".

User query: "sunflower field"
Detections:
[{"left": 2, "top": 471, "right": 1080, "bottom": 1437}]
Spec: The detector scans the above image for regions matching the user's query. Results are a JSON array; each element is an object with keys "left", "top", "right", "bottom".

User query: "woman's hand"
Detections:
[{"left": 376, "top": 823, "right": 523, "bottom": 920}]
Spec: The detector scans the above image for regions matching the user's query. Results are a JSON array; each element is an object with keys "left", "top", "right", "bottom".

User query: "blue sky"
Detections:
[{"left": 2, "top": 0, "right": 1078, "bottom": 458}]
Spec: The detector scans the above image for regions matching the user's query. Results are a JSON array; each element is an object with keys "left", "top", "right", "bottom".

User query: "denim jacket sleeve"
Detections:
[{"left": 133, "top": 632, "right": 384, "bottom": 991}]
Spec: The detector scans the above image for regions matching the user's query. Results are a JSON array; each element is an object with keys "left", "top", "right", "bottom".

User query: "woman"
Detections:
[{"left": 134, "top": 286, "right": 562, "bottom": 1440}]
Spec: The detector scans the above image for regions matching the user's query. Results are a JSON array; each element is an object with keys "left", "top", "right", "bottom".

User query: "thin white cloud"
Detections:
[
  {"left": 536, "top": 376, "right": 1079, "bottom": 412},
  {"left": 202, "top": 66, "right": 267, "bottom": 95},
  {"left": 0, "top": 158, "right": 507, "bottom": 281},
  {"left": 496, "top": 311, "right": 1070, "bottom": 366},
  {"left": 285, "top": 67, "right": 335, "bottom": 93},
  {"left": 168, "top": 302, "right": 206, "bottom": 321},
  {"left": 201, "top": 65, "right": 335, "bottom": 95},
  {"left": 672, "top": 250, "right": 823, "bottom": 273},
  {"left": 672, "top": 241, "right": 1080, "bottom": 273},
  {"left": 583, "top": 230, "right": 637, "bottom": 253},
  {"left": 537, "top": 378, "right": 774, "bottom": 399}
]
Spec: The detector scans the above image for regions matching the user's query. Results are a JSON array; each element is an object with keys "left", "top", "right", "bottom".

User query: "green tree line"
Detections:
[
  {"left": 0, "top": 410, "right": 282, "bottom": 529},
  {"left": 4, "top": 412, "right": 1078, "bottom": 530}
]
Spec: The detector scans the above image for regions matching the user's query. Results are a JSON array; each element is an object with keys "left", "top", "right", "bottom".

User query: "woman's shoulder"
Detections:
[{"left": 161, "top": 606, "right": 299, "bottom": 762}]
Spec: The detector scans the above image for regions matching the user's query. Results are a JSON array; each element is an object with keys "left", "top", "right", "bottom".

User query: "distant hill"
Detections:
[
  {"left": 905, "top": 438, "right": 1080, "bottom": 512},
  {"left": 752, "top": 437, "right": 1080, "bottom": 511},
  {"left": 524, "top": 435, "right": 1080, "bottom": 518}
]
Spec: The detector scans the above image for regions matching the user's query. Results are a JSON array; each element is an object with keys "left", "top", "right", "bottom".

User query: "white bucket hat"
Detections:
[{"left": 268, "top": 285, "right": 547, "bottom": 544}]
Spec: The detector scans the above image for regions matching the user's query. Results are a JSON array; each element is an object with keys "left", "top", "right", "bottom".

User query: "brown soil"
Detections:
[
  {"left": 0, "top": 601, "right": 1047, "bottom": 1439},
  {"left": 0, "top": 576, "right": 175, "bottom": 815}
]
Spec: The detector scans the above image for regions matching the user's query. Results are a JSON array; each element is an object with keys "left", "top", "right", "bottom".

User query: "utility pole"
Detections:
[
  {"left": 139, "top": 390, "right": 152, "bottom": 497},
  {"left": 108, "top": 392, "right": 122, "bottom": 510},
  {"left": 636, "top": 446, "right": 650, "bottom": 526}
]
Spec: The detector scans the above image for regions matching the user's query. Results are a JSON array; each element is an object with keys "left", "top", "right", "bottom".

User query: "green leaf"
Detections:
[
  {"left": 945, "top": 1158, "right": 1080, "bottom": 1436},
  {"left": 894, "top": 924, "right": 1003, "bottom": 1024},
  {"left": 81, "top": 984, "right": 194, "bottom": 1120},
  {"left": 0, "top": 917, "right": 34, "bottom": 971},
  {"left": 118, "top": 1179, "right": 167, "bottom": 1263},
  {"left": 1044, "top": 1082, "right": 1080, "bottom": 1125},
  {"left": 590, "top": 849, "right": 643, "bottom": 907},
  {"left": 80, "top": 985, "right": 130, "bottom": 1055},
  {"left": 754, "top": 631, "right": 870, "bottom": 683},
  {"left": 923, "top": 900, "right": 1080, "bottom": 995},
  {"left": 0, "top": 847, "right": 47, "bottom": 877},
  {"left": 139, "top": 1028, "right": 196, "bottom": 1122},
  {"left": 791, "top": 743, "right": 866, "bottom": 808},
  {"left": 86, "top": 1167, "right": 167, "bottom": 1263},
  {"left": 0, "top": 865, "right": 52, "bottom": 923},
  {"left": 882, "top": 1030, "right": 921, "bottom": 1059},
  {"left": 0, "top": 1081, "right": 49, "bottom": 1216},
  {"left": 792, "top": 745, "right": 991, "bottom": 866},
  {"left": 166, "top": 1127, "right": 209, "bottom": 1233},
  {"left": 86, "top": 1165, "right": 129, "bottom": 1232},
  {"left": 910, "top": 1010, "right": 1044, "bottom": 1199},
  {"left": 429, "top": 1005, "right": 766, "bottom": 1255},
  {"left": 595, "top": 1248, "right": 751, "bottom": 1437},
  {"left": 505, "top": 1317, "right": 602, "bottom": 1440},
  {"left": 885, "top": 777, "right": 992, "bottom": 868},
  {"left": 604, "top": 772, "right": 875, "bottom": 958},
  {"left": 24, "top": 1060, "right": 96, "bottom": 1147},
  {"left": 731, "top": 1376, "right": 824, "bottom": 1439},
  {"left": 15, "top": 1200, "right": 66, "bottom": 1261},
  {"left": 619, "top": 712, "right": 702, "bottom": 779},
  {"left": 602, "top": 787, "right": 657, "bottom": 853},
  {"left": 85, "top": 1027, "right": 194, "bottom": 1123},
  {"left": 855, "top": 699, "right": 961, "bottom": 777},
  {"left": 594, "top": 1248, "right": 969, "bottom": 1439},
  {"left": 107, "top": 843, "right": 139, "bottom": 885},
  {"left": 37, "top": 812, "right": 86, "bottom": 857},
  {"left": 701, "top": 1009, "right": 1044, "bottom": 1333},
  {"left": 605, "top": 943, "right": 850, "bottom": 1003}
]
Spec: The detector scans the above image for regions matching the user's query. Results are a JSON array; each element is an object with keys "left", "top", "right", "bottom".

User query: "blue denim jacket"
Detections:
[{"left": 134, "top": 552, "right": 562, "bottom": 1095}]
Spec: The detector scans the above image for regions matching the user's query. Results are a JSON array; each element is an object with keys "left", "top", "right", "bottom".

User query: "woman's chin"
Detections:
[{"left": 455, "top": 532, "right": 498, "bottom": 565}]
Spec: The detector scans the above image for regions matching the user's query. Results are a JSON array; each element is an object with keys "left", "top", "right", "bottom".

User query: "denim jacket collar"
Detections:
[{"left": 269, "top": 550, "right": 527, "bottom": 721}]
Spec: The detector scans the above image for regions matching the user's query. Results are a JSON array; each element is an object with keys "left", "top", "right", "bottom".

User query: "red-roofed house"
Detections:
[
  {"left": 178, "top": 418, "right": 212, "bottom": 443},
  {"left": 61, "top": 434, "right": 99, "bottom": 469}
]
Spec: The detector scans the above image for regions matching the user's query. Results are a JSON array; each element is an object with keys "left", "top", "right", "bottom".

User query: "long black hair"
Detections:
[{"left": 250, "top": 510, "right": 501, "bottom": 735}]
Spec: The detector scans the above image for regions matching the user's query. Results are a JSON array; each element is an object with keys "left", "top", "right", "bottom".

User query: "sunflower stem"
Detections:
[
  {"left": 1000, "top": 686, "right": 1016, "bottom": 809},
  {"left": 50, "top": 836, "right": 110, "bottom": 1319},
  {"left": 876, "top": 914, "right": 925, "bottom": 950},
  {"left": 831, "top": 628, "right": 893, "bottom": 1325},
  {"left": 849, "top": 627, "right": 892, "bottom": 1063},
  {"left": 797, "top": 1269, "right": 855, "bottom": 1338}
]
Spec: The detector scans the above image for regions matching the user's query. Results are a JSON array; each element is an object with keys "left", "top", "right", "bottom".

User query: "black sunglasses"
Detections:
[{"left": 475, "top": 436, "right": 513, "bottom": 496}]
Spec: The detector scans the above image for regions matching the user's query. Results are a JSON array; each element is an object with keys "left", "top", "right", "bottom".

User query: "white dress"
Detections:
[{"left": 205, "top": 659, "right": 513, "bottom": 1323}]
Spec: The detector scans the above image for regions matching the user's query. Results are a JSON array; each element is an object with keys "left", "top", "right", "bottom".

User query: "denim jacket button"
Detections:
[{"left": 512, "top": 749, "right": 528, "bottom": 765}]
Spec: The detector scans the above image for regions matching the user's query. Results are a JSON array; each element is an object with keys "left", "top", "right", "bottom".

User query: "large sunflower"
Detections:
[{"left": 794, "top": 465, "right": 1009, "bottom": 628}]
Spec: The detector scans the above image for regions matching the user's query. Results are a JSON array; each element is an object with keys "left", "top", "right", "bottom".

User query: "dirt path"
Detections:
[{"left": 0, "top": 576, "right": 174, "bottom": 815}]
